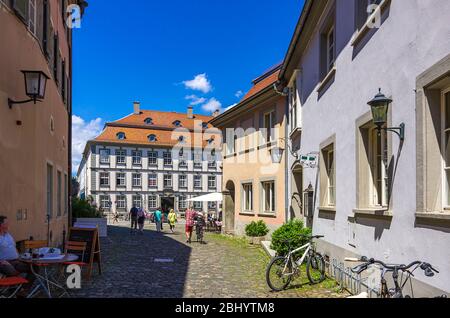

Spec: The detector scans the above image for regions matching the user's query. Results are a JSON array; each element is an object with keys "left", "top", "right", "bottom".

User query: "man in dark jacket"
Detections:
[{"left": 129, "top": 206, "right": 139, "bottom": 234}]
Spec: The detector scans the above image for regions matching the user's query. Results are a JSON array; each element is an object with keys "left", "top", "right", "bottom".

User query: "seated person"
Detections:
[{"left": 0, "top": 216, "right": 36, "bottom": 292}]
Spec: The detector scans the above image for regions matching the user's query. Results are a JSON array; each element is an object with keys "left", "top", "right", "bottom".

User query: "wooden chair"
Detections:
[
  {"left": 0, "top": 276, "right": 29, "bottom": 298},
  {"left": 24, "top": 240, "right": 47, "bottom": 251},
  {"left": 63, "top": 241, "right": 88, "bottom": 267}
]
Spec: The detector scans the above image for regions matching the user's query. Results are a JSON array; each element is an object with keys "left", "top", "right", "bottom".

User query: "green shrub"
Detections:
[
  {"left": 72, "top": 197, "right": 103, "bottom": 219},
  {"left": 270, "top": 220, "right": 312, "bottom": 256},
  {"left": 245, "top": 220, "right": 270, "bottom": 237}
]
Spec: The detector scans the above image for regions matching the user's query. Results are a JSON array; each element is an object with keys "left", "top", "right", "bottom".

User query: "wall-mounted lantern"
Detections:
[
  {"left": 8, "top": 70, "right": 49, "bottom": 109},
  {"left": 270, "top": 137, "right": 300, "bottom": 164},
  {"left": 367, "top": 88, "right": 405, "bottom": 141}
]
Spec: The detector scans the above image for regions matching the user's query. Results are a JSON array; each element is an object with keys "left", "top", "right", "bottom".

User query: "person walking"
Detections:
[
  {"left": 168, "top": 209, "right": 177, "bottom": 233},
  {"left": 129, "top": 205, "right": 139, "bottom": 234},
  {"left": 185, "top": 207, "right": 197, "bottom": 244},
  {"left": 137, "top": 208, "right": 146, "bottom": 234},
  {"left": 154, "top": 208, "right": 163, "bottom": 233}
]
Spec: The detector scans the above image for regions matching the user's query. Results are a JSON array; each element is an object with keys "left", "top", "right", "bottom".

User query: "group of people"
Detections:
[{"left": 128, "top": 206, "right": 178, "bottom": 234}]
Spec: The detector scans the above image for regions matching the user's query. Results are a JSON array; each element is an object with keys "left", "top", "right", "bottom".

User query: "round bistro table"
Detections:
[{"left": 20, "top": 253, "right": 79, "bottom": 298}]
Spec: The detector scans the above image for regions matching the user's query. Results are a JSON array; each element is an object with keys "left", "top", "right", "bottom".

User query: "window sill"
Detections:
[
  {"left": 319, "top": 206, "right": 336, "bottom": 213},
  {"left": 239, "top": 212, "right": 255, "bottom": 216},
  {"left": 317, "top": 67, "right": 336, "bottom": 95},
  {"left": 415, "top": 212, "right": 450, "bottom": 221},
  {"left": 258, "top": 213, "right": 277, "bottom": 218},
  {"left": 351, "top": 0, "right": 391, "bottom": 47},
  {"left": 258, "top": 141, "right": 277, "bottom": 150},
  {"left": 353, "top": 208, "right": 393, "bottom": 218},
  {"left": 289, "top": 127, "right": 302, "bottom": 140}
]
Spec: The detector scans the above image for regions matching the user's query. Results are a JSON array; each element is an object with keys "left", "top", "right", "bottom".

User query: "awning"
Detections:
[{"left": 187, "top": 192, "right": 223, "bottom": 202}]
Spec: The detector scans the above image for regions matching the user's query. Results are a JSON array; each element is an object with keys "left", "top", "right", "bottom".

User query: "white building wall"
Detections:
[{"left": 290, "top": 0, "right": 450, "bottom": 294}]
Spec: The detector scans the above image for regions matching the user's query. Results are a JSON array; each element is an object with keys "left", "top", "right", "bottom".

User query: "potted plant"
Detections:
[
  {"left": 245, "top": 220, "right": 270, "bottom": 245},
  {"left": 72, "top": 197, "right": 108, "bottom": 237}
]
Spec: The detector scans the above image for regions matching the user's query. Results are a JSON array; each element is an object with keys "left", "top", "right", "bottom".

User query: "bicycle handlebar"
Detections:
[{"left": 346, "top": 257, "right": 438, "bottom": 276}]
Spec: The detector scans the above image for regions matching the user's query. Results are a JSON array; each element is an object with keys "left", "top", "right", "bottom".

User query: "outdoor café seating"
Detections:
[{"left": 0, "top": 276, "right": 29, "bottom": 298}]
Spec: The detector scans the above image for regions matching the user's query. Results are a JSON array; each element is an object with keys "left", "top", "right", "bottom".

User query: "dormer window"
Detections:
[
  {"left": 173, "top": 120, "right": 182, "bottom": 127},
  {"left": 178, "top": 136, "right": 186, "bottom": 143},
  {"left": 202, "top": 123, "right": 208, "bottom": 129},
  {"left": 148, "top": 134, "right": 157, "bottom": 142},
  {"left": 117, "top": 132, "right": 126, "bottom": 140},
  {"left": 144, "top": 118, "right": 153, "bottom": 125}
]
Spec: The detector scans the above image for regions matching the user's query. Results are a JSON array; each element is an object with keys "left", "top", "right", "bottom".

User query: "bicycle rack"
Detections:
[{"left": 324, "top": 259, "right": 380, "bottom": 298}]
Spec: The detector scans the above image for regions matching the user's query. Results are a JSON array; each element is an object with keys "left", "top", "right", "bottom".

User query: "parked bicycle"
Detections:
[
  {"left": 266, "top": 235, "right": 326, "bottom": 292},
  {"left": 346, "top": 256, "right": 447, "bottom": 298},
  {"left": 194, "top": 214, "right": 206, "bottom": 244}
]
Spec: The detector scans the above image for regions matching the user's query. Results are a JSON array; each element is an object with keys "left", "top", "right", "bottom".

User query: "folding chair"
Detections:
[
  {"left": 63, "top": 241, "right": 88, "bottom": 268},
  {"left": 0, "top": 276, "right": 29, "bottom": 298}
]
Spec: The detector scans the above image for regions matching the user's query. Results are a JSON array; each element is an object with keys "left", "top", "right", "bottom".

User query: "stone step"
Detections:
[{"left": 261, "top": 241, "right": 276, "bottom": 258}]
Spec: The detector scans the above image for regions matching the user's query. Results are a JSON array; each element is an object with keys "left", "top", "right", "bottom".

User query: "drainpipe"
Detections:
[{"left": 284, "top": 94, "right": 290, "bottom": 224}]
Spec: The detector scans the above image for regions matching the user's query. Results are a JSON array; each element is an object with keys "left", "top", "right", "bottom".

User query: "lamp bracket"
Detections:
[
  {"left": 8, "top": 98, "right": 41, "bottom": 109},
  {"left": 279, "top": 137, "right": 299, "bottom": 159},
  {"left": 379, "top": 123, "right": 405, "bottom": 141}
]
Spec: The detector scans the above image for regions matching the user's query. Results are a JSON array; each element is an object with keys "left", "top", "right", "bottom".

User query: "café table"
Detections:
[{"left": 20, "top": 253, "right": 79, "bottom": 298}]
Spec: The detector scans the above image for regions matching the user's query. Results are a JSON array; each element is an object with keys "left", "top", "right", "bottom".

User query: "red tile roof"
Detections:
[
  {"left": 94, "top": 110, "right": 221, "bottom": 149},
  {"left": 241, "top": 69, "right": 281, "bottom": 101}
]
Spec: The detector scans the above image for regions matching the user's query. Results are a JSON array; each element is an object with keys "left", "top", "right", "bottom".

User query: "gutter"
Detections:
[{"left": 279, "top": 0, "right": 314, "bottom": 81}]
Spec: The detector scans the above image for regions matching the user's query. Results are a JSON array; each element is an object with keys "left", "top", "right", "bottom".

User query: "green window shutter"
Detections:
[
  {"left": 43, "top": 0, "right": 51, "bottom": 57},
  {"left": 13, "top": 0, "right": 29, "bottom": 21}
]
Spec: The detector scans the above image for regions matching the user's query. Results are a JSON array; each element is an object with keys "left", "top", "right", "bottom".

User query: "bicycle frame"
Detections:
[{"left": 282, "top": 242, "right": 312, "bottom": 275}]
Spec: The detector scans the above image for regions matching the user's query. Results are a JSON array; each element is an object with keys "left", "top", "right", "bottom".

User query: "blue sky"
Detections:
[{"left": 71, "top": 0, "right": 304, "bottom": 171}]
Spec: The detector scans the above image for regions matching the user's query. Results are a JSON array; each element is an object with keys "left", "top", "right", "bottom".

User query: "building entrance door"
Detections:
[{"left": 161, "top": 197, "right": 174, "bottom": 214}]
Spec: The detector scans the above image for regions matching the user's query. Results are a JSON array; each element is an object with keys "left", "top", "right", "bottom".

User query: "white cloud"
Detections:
[
  {"left": 235, "top": 90, "right": 244, "bottom": 98},
  {"left": 72, "top": 115, "right": 103, "bottom": 173},
  {"left": 201, "top": 98, "right": 222, "bottom": 113},
  {"left": 185, "top": 95, "right": 207, "bottom": 106},
  {"left": 183, "top": 73, "right": 212, "bottom": 93}
]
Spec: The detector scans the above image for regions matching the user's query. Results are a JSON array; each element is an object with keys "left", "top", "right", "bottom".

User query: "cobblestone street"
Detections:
[{"left": 72, "top": 222, "right": 348, "bottom": 298}]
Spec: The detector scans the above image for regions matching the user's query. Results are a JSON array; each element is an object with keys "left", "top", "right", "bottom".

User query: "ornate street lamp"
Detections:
[
  {"left": 8, "top": 70, "right": 49, "bottom": 109},
  {"left": 367, "top": 88, "right": 405, "bottom": 141}
]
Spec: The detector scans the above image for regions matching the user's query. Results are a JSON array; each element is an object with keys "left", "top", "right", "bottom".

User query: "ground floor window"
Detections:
[
  {"left": 132, "top": 195, "right": 142, "bottom": 209},
  {"left": 148, "top": 195, "right": 157, "bottom": 210},
  {"left": 442, "top": 89, "right": 450, "bottom": 207},
  {"left": 116, "top": 195, "right": 127, "bottom": 211},
  {"left": 208, "top": 201, "right": 217, "bottom": 211},
  {"left": 193, "top": 201, "right": 203, "bottom": 210},
  {"left": 369, "top": 127, "right": 388, "bottom": 207},
  {"left": 242, "top": 183, "right": 253, "bottom": 211},
  {"left": 179, "top": 196, "right": 187, "bottom": 210},
  {"left": 262, "top": 181, "right": 275, "bottom": 213},
  {"left": 100, "top": 195, "right": 111, "bottom": 211}
]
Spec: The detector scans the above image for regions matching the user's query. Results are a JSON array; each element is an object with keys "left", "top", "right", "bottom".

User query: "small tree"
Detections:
[
  {"left": 245, "top": 220, "right": 270, "bottom": 237},
  {"left": 271, "top": 220, "right": 312, "bottom": 256}
]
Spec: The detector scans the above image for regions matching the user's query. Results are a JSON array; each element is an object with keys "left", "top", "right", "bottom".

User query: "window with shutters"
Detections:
[
  {"left": 57, "top": 171, "right": 62, "bottom": 216},
  {"left": 43, "top": 0, "right": 51, "bottom": 57},
  {"left": 46, "top": 163, "right": 53, "bottom": 219}
]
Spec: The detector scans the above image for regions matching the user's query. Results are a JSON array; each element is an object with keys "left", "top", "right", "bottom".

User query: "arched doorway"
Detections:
[
  {"left": 291, "top": 163, "right": 303, "bottom": 221},
  {"left": 223, "top": 180, "right": 235, "bottom": 234}
]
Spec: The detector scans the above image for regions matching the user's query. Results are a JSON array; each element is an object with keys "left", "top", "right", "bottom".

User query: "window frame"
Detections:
[
  {"left": 148, "top": 151, "right": 158, "bottom": 166},
  {"left": 99, "top": 149, "right": 110, "bottom": 164},
  {"left": 163, "top": 174, "right": 173, "bottom": 189},
  {"left": 194, "top": 175, "right": 202, "bottom": 189},
  {"left": 132, "top": 173, "right": 142, "bottom": 188},
  {"left": 116, "top": 172, "right": 126, "bottom": 187},
  {"left": 148, "top": 173, "right": 158, "bottom": 188},
  {"left": 116, "top": 195, "right": 127, "bottom": 211},
  {"left": 148, "top": 195, "right": 157, "bottom": 210},
  {"left": 263, "top": 111, "right": 275, "bottom": 143},
  {"left": 116, "top": 149, "right": 126, "bottom": 165},
  {"left": 326, "top": 26, "right": 335, "bottom": 74},
  {"left": 242, "top": 183, "right": 253, "bottom": 212},
  {"left": 163, "top": 152, "right": 172, "bottom": 166},
  {"left": 441, "top": 88, "right": 450, "bottom": 209},
  {"left": 99, "top": 172, "right": 110, "bottom": 187},
  {"left": 261, "top": 180, "right": 276, "bottom": 214},
  {"left": 208, "top": 176, "right": 217, "bottom": 190},
  {"left": 368, "top": 126, "right": 388, "bottom": 208},
  {"left": 132, "top": 150, "right": 142, "bottom": 166},
  {"left": 132, "top": 195, "right": 142, "bottom": 209},
  {"left": 179, "top": 174, "right": 187, "bottom": 189}
]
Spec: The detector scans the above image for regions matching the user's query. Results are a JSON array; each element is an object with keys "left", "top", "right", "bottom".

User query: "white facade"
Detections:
[
  {"left": 284, "top": 0, "right": 450, "bottom": 295},
  {"left": 78, "top": 144, "right": 222, "bottom": 214}
]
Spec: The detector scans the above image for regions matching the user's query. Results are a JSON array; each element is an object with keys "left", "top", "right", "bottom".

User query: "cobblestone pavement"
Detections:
[{"left": 71, "top": 221, "right": 348, "bottom": 298}]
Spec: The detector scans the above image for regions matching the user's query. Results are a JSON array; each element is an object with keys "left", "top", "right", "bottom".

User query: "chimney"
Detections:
[
  {"left": 212, "top": 109, "right": 220, "bottom": 118},
  {"left": 133, "top": 101, "right": 141, "bottom": 115},
  {"left": 187, "top": 106, "right": 194, "bottom": 119}
]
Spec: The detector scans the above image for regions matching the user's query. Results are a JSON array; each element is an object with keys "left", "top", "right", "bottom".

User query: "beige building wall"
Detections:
[
  {"left": 0, "top": 1, "right": 73, "bottom": 245},
  {"left": 221, "top": 94, "right": 287, "bottom": 236}
]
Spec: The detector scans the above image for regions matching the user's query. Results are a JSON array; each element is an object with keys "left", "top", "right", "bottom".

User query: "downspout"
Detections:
[
  {"left": 273, "top": 82, "right": 290, "bottom": 224},
  {"left": 284, "top": 94, "right": 290, "bottom": 224}
]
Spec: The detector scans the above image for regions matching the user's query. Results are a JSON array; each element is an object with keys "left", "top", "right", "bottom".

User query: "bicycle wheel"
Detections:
[
  {"left": 266, "top": 256, "right": 294, "bottom": 292},
  {"left": 306, "top": 252, "right": 325, "bottom": 284}
]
